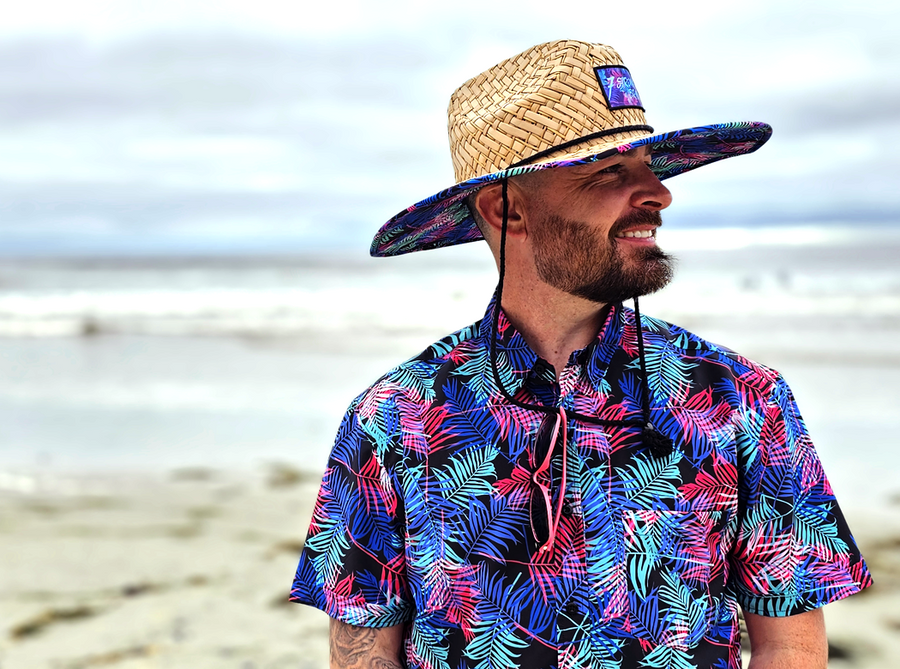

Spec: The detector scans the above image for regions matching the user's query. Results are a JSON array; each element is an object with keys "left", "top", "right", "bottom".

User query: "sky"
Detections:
[{"left": 0, "top": 0, "right": 898, "bottom": 255}]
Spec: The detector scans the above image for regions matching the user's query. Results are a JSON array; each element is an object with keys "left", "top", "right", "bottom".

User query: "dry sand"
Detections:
[
  {"left": 2, "top": 465, "right": 900, "bottom": 669},
  {"left": 0, "top": 465, "right": 328, "bottom": 669}
]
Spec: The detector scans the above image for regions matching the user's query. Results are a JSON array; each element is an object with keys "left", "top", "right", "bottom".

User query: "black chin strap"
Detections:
[{"left": 489, "top": 178, "right": 673, "bottom": 457}]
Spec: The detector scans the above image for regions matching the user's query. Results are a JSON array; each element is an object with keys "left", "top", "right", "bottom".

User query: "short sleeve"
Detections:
[
  {"left": 289, "top": 406, "right": 413, "bottom": 627},
  {"left": 729, "top": 375, "right": 873, "bottom": 616}
]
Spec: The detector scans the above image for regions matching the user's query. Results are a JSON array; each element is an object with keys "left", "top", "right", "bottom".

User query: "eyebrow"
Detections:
[{"left": 573, "top": 147, "right": 652, "bottom": 178}]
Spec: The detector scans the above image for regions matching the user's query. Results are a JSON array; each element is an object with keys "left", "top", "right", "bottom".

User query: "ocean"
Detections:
[{"left": 2, "top": 225, "right": 899, "bottom": 512}]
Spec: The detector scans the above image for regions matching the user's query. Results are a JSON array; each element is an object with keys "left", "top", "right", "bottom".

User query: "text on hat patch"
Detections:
[{"left": 594, "top": 66, "right": 643, "bottom": 110}]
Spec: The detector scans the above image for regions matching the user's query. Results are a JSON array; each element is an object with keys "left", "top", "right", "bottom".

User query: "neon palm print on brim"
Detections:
[{"left": 370, "top": 121, "right": 772, "bottom": 258}]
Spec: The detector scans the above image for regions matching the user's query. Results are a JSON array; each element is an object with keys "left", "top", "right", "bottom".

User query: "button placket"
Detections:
[{"left": 553, "top": 435, "right": 591, "bottom": 656}]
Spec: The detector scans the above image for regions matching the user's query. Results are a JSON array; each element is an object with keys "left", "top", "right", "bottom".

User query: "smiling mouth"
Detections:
[{"left": 614, "top": 229, "right": 656, "bottom": 239}]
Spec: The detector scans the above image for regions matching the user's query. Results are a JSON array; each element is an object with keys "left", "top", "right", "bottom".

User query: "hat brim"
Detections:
[{"left": 370, "top": 121, "right": 772, "bottom": 257}]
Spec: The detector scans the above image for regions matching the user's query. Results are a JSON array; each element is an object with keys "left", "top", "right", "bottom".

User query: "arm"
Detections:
[
  {"left": 744, "top": 608, "right": 827, "bottom": 668},
  {"left": 330, "top": 618, "right": 405, "bottom": 669}
]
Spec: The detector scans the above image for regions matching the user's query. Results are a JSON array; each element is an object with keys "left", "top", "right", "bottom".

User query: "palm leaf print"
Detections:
[
  {"left": 634, "top": 338, "right": 699, "bottom": 405},
  {"left": 637, "top": 637, "right": 697, "bottom": 669},
  {"left": 423, "top": 322, "right": 479, "bottom": 360},
  {"left": 434, "top": 444, "right": 499, "bottom": 507},
  {"left": 408, "top": 621, "right": 452, "bottom": 669},
  {"left": 626, "top": 513, "right": 663, "bottom": 601},
  {"left": 679, "top": 455, "right": 738, "bottom": 509},
  {"left": 441, "top": 562, "right": 481, "bottom": 640},
  {"left": 397, "top": 399, "right": 457, "bottom": 457},
  {"left": 492, "top": 463, "right": 531, "bottom": 502},
  {"left": 577, "top": 460, "right": 628, "bottom": 620},
  {"left": 628, "top": 588, "right": 665, "bottom": 643},
  {"left": 291, "top": 300, "right": 873, "bottom": 667},
  {"left": 450, "top": 494, "right": 530, "bottom": 562},
  {"left": 734, "top": 365, "right": 777, "bottom": 408},
  {"left": 464, "top": 571, "right": 532, "bottom": 669},
  {"left": 793, "top": 497, "right": 846, "bottom": 554},
  {"left": 392, "top": 361, "right": 439, "bottom": 403},
  {"left": 573, "top": 422, "right": 615, "bottom": 456},
  {"left": 305, "top": 479, "right": 353, "bottom": 586},
  {"left": 562, "top": 634, "right": 625, "bottom": 669},
  {"left": 618, "top": 451, "right": 683, "bottom": 508},
  {"left": 657, "top": 568, "right": 710, "bottom": 647},
  {"left": 356, "top": 451, "right": 397, "bottom": 517},
  {"left": 356, "top": 567, "right": 410, "bottom": 616},
  {"left": 464, "top": 617, "right": 529, "bottom": 669},
  {"left": 668, "top": 387, "right": 734, "bottom": 459},
  {"left": 327, "top": 459, "right": 402, "bottom": 558},
  {"left": 421, "top": 403, "right": 459, "bottom": 453},
  {"left": 457, "top": 346, "right": 515, "bottom": 401},
  {"left": 486, "top": 402, "right": 534, "bottom": 461},
  {"left": 732, "top": 406, "right": 766, "bottom": 466},
  {"left": 402, "top": 462, "right": 454, "bottom": 607},
  {"left": 443, "top": 378, "right": 502, "bottom": 447},
  {"left": 328, "top": 410, "right": 366, "bottom": 468},
  {"left": 616, "top": 371, "right": 646, "bottom": 422}
]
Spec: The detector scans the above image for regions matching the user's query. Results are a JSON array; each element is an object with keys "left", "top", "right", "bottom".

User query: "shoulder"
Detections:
[
  {"left": 630, "top": 308, "right": 783, "bottom": 395},
  {"left": 349, "top": 318, "right": 484, "bottom": 417}
]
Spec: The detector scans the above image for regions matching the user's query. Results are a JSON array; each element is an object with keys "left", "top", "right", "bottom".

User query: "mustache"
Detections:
[{"left": 610, "top": 210, "right": 663, "bottom": 236}]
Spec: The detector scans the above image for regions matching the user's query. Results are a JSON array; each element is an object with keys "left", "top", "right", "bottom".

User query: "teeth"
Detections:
[{"left": 616, "top": 229, "right": 655, "bottom": 239}]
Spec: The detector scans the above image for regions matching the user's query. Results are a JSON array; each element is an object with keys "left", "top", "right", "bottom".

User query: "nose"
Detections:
[{"left": 630, "top": 163, "right": 673, "bottom": 211}]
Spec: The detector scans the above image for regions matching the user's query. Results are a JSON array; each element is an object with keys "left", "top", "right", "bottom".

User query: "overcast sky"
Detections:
[{"left": 1, "top": 0, "right": 898, "bottom": 255}]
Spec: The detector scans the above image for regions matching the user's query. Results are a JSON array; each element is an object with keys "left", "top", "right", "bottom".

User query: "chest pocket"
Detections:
[{"left": 622, "top": 509, "right": 729, "bottom": 642}]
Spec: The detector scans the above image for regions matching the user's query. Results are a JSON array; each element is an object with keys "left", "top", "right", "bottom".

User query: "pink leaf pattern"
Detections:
[{"left": 290, "top": 299, "right": 871, "bottom": 668}]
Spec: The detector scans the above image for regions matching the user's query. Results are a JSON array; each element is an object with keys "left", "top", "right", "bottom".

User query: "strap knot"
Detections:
[{"left": 642, "top": 422, "right": 673, "bottom": 458}]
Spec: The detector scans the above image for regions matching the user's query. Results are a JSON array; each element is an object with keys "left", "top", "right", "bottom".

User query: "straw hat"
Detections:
[{"left": 370, "top": 39, "right": 772, "bottom": 257}]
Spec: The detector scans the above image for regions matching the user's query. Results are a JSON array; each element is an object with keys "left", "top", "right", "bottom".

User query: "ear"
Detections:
[{"left": 472, "top": 181, "right": 530, "bottom": 241}]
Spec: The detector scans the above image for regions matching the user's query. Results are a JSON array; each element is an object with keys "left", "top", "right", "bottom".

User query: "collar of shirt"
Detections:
[{"left": 474, "top": 294, "right": 625, "bottom": 406}]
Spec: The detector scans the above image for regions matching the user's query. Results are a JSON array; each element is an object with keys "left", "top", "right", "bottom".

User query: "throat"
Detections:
[{"left": 510, "top": 304, "right": 612, "bottom": 382}]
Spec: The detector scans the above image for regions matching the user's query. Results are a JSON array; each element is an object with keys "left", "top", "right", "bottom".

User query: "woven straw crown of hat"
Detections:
[
  {"left": 370, "top": 39, "right": 772, "bottom": 257},
  {"left": 449, "top": 41, "right": 652, "bottom": 183}
]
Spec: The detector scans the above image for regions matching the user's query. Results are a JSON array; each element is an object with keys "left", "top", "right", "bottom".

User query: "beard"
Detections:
[{"left": 531, "top": 209, "right": 675, "bottom": 304}]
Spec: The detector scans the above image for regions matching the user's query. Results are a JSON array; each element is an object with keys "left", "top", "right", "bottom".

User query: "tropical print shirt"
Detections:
[{"left": 290, "top": 299, "right": 871, "bottom": 669}]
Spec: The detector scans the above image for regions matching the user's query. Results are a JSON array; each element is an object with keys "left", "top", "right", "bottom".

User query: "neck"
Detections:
[{"left": 498, "top": 277, "right": 609, "bottom": 380}]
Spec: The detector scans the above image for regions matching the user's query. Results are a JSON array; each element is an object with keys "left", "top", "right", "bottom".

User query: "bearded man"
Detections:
[{"left": 290, "top": 40, "right": 871, "bottom": 669}]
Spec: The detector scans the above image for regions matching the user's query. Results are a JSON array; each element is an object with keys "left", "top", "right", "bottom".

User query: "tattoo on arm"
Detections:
[
  {"left": 330, "top": 621, "right": 376, "bottom": 666},
  {"left": 329, "top": 619, "right": 403, "bottom": 669},
  {"left": 370, "top": 659, "right": 403, "bottom": 669}
]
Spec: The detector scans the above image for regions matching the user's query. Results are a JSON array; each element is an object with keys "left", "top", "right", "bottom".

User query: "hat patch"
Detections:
[{"left": 594, "top": 66, "right": 643, "bottom": 110}]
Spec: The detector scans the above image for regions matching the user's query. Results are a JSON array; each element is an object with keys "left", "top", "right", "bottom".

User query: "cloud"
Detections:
[{"left": 0, "top": 2, "right": 897, "bottom": 254}]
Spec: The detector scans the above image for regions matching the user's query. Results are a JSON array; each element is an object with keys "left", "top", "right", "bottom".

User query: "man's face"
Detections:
[{"left": 522, "top": 147, "right": 675, "bottom": 304}]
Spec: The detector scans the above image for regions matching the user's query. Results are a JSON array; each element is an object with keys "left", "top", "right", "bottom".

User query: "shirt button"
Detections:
[
  {"left": 562, "top": 501, "right": 575, "bottom": 517},
  {"left": 564, "top": 603, "right": 579, "bottom": 616}
]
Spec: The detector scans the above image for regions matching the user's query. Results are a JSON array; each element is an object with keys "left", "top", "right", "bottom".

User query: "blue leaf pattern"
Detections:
[{"left": 291, "top": 299, "right": 871, "bottom": 668}]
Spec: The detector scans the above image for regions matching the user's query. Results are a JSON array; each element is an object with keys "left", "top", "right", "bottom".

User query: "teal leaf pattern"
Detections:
[{"left": 291, "top": 299, "right": 872, "bottom": 668}]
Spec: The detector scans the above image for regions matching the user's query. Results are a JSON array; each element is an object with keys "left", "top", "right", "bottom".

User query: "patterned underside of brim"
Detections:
[{"left": 370, "top": 121, "right": 772, "bottom": 258}]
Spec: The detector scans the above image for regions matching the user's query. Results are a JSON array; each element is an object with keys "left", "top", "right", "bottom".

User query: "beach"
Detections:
[
  {"left": 2, "top": 230, "right": 900, "bottom": 667},
  {"left": 0, "top": 466, "right": 328, "bottom": 668},
  {"left": 2, "top": 469, "right": 900, "bottom": 668},
  {"left": 2, "top": 4, "right": 899, "bottom": 665}
]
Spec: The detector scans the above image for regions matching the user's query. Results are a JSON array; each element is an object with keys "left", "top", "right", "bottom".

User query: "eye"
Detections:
[{"left": 597, "top": 163, "right": 624, "bottom": 175}]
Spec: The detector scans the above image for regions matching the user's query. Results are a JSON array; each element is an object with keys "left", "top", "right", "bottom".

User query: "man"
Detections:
[{"left": 290, "top": 40, "right": 871, "bottom": 669}]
